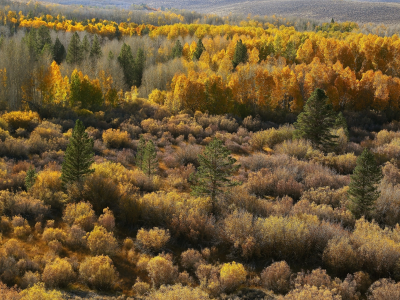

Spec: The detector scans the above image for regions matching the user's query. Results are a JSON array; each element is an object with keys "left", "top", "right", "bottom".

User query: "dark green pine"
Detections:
[
  {"left": 133, "top": 48, "right": 145, "bottom": 88},
  {"left": 348, "top": 148, "right": 382, "bottom": 219},
  {"left": 135, "top": 135, "right": 146, "bottom": 170},
  {"left": 142, "top": 139, "right": 158, "bottom": 177},
  {"left": 25, "top": 166, "right": 37, "bottom": 190},
  {"left": 232, "top": 39, "right": 247, "bottom": 69},
  {"left": 172, "top": 39, "right": 183, "bottom": 59},
  {"left": 118, "top": 43, "right": 135, "bottom": 88},
  {"left": 61, "top": 120, "right": 94, "bottom": 186},
  {"left": 66, "top": 32, "right": 83, "bottom": 65},
  {"left": 294, "top": 88, "right": 338, "bottom": 151},
  {"left": 90, "top": 35, "right": 102, "bottom": 60},
  {"left": 53, "top": 37, "right": 66, "bottom": 64},
  {"left": 193, "top": 38, "right": 205, "bottom": 60},
  {"left": 81, "top": 35, "right": 90, "bottom": 59}
]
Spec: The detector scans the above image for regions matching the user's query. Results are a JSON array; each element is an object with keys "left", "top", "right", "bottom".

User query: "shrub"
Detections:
[
  {"left": 368, "top": 278, "right": 400, "bottom": 300},
  {"left": 132, "top": 279, "right": 151, "bottom": 296},
  {"left": 250, "top": 125, "right": 294, "bottom": 150},
  {"left": 20, "top": 271, "right": 40, "bottom": 289},
  {"left": 145, "top": 284, "right": 211, "bottom": 300},
  {"left": 0, "top": 191, "right": 49, "bottom": 221},
  {"left": 136, "top": 227, "right": 170, "bottom": 253},
  {"left": 19, "top": 283, "right": 64, "bottom": 300},
  {"left": 42, "top": 258, "right": 75, "bottom": 288},
  {"left": 42, "top": 228, "right": 66, "bottom": 243},
  {"left": 293, "top": 268, "right": 332, "bottom": 289},
  {"left": 261, "top": 261, "right": 291, "bottom": 294},
  {"left": 79, "top": 255, "right": 118, "bottom": 290},
  {"left": 181, "top": 249, "right": 205, "bottom": 270},
  {"left": 86, "top": 225, "right": 119, "bottom": 256},
  {"left": 98, "top": 207, "right": 115, "bottom": 232},
  {"left": 220, "top": 262, "right": 247, "bottom": 292},
  {"left": 65, "top": 225, "right": 87, "bottom": 249},
  {"left": 0, "top": 138, "right": 29, "bottom": 158},
  {"left": 102, "top": 129, "right": 131, "bottom": 149},
  {"left": 3, "top": 239, "right": 26, "bottom": 259},
  {"left": 63, "top": 201, "right": 96, "bottom": 232},
  {"left": 323, "top": 236, "right": 359, "bottom": 275},
  {"left": 274, "top": 139, "right": 314, "bottom": 160},
  {"left": 147, "top": 255, "right": 178, "bottom": 287},
  {"left": 2, "top": 111, "right": 39, "bottom": 130},
  {"left": 300, "top": 187, "right": 348, "bottom": 208},
  {"left": 282, "top": 284, "right": 340, "bottom": 300}
]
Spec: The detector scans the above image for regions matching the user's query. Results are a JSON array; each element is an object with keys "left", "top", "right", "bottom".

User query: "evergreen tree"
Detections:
[
  {"left": 81, "top": 35, "right": 90, "bottom": 59},
  {"left": 69, "top": 71, "right": 81, "bottom": 107},
  {"left": 232, "top": 39, "right": 247, "bottom": 69},
  {"left": 172, "top": 39, "right": 183, "bottom": 58},
  {"left": 53, "top": 37, "right": 66, "bottom": 64},
  {"left": 66, "top": 32, "right": 83, "bottom": 65},
  {"left": 193, "top": 38, "right": 205, "bottom": 60},
  {"left": 61, "top": 119, "right": 94, "bottom": 186},
  {"left": 348, "top": 148, "right": 382, "bottom": 219},
  {"left": 135, "top": 135, "right": 146, "bottom": 170},
  {"left": 118, "top": 43, "right": 135, "bottom": 88},
  {"left": 294, "top": 88, "right": 338, "bottom": 151},
  {"left": 133, "top": 48, "right": 145, "bottom": 88},
  {"left": 331, "top": 18, "right": 335, "bottom": 23},
  {"left": 142, "top": 140, "right": 158, "bottom": 177},
  {"left": 25, "top": 167, "right": 37, "bottom": 190},
  {"left": 114, "top": 25, "right": 121, "bottom": 40},
  {"left": 191, "top": 138, "right": 240, "bottom": 213},
  {"left": 26, "top": 28, "right": 38, "bottom": 57},
  {"left": 90, "top": 35, "right": 102, "bottom": 59},
  {"left": 36, "top": 25, "right": 52, "bottom": 53},
  {"left": 335, "top": 112, "right": 349, "bottom": 137}
]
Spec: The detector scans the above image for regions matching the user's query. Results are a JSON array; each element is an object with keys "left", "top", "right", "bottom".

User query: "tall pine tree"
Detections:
[
  {"left": 294, "top": 88, "right": 338, "bottom": 151},
  {"left": 348, "top": 148, "right": 382, "bottom": 219},
  {"left": 135, "top": 135, "right": 146, "bottom": 170},
  {"left": 25, "top": 167, "right": 37, "bottom": 190},
  {"left": 142, "top": 140, "right": 158, "bottom": 177},
  {"left": 133, "top": 48, "right": 145, "bottom": 88},
  {"left": 90, "top": 35, "right": 102, "bottom": 60},
  {"left": 81, "top": 35, "right": 90, "bottom": 59},
  {"left": 232, "top": 39, "right": 247, "bottom": 69},
  {"left": 118, "top": 43, "right": 135, "bottom": 88},
  {"left": 193, "top": 38, "right": 205, "bottom": 60},
  {"left": 66, "top": 32, "right": 83, "bottom": 65},
  {"left": 53, "top": 37, "right": 66, "bottom": 64},
  {"left": 61, "top": 120, "right": 94, "bottom": 185},
  {"left": 172, "top": 40, "right": 183, "bottom": 58},
  {"left": 191, "top": 138, "right": 239, "bottom": 213}
]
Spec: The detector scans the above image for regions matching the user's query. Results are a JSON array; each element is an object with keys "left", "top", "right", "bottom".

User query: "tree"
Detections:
[
  {"left": 66, "top": 32, "right": 83, "bottom": 65},
  {"left": 348, "top": 148, "right": 382, "bottom": 219},
  {"left": 25, "top": 166, "right": 37, "bottom": 190},
  {"left": 232, "top": 39, "right": 247, "bottom": 69},
  {"left": 53, "top": 37, "right": 66, "bottom": 64},
  {"left": 193, "top": 39, "right": 205, "bottom": 61},
  {"left": 118, "top": 43, "right": 135, "bottom": 88},
  {"left": 133, "top": 48, "right": 145, "bottom": 88},
  {"left": 172, "top": 40, "right": 183, "bottom": 58},
  {"left": 191, "top": 138, "right": 239, "bottom": 213},
  {"left": 135, "top": 135, "right": 146, "bottom": 169},
  {"left": 36, "top": 25, "right": 52, "bottom": 54},
  {"left": 81, "top": 35, "right": 90, "bottom": 59},
  {"left": 61, "top": 119, "right": 94, "bottom": 186},
  {"left": 90, "top": 35, "right": 102, "bottom": 60},
  {"left": 142, "top": 140, "right": 158, "bottom": 177},
  {"left": 294, "top": 88, "right": 338, "bottom": 151}
]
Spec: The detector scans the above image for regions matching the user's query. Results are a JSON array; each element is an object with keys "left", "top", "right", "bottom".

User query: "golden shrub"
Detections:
[
  {"left": 146, "top": 255, "right": 178, "bottom": 287},
  {"left": 274, "top": 139, "right": 314, "bottom": 160},
  {"left": 63, "top": 201, "right": 96, "bottom": 231},
  {"left": 145, "top": 284, "right": 210, "bottom": 300},
  {"left": 281, "top": 284, "right": 341, "bottom": 300},
  {"left": 136, "top": 227, "right": 170, "bottom": 253},
  {"left": 20, "top": 283, "right": 64, "bottom": 300},
  {"left": 2, "top": 111, "right": 39, "bottom": 130},
  {"left": 148, "top": 89, "right": 167, "bottom": 105},
  {"left": 368, "top": 278, "right": 400, "bottom": 300},
  {"left": 42, "top": 228, "right": 66, "bottom": 243},
  {"left": 300, "top": 186, "right": 348, "bottom": 208},
  {"left": 20, "top": 271, "right": 40, "bottom": 289},
  {"left": 220, "top": 261, "right": 247, "bottom": 292},
  {"left": 79, "top": 255, "right": 118, "bottom": 290},
  {"left": 132, "top": 278, "right": 151, "bottom": 296},
  {"left": 86, "top": 225, "right": 119, "bottom": 256},
  {"left": 261, "top": 261, "right": 291, "bottom": 294},
  {"left": 98, "top": 207, "right": 115, "bottom": 232},
  {"left": 181, "top": 249, "right": 205, "bottom": 270},
  {"left": 3, "top": 238, "right": 26, "bottom": 259},
  {"left": 102, "top": 128, "right": 131, "bottom": 149},
  {"left": 250, "top": 125, "right": 294, "bottom": 150},
  {"left": 42, "top": 257, "right": 75, "bottom": 288}
]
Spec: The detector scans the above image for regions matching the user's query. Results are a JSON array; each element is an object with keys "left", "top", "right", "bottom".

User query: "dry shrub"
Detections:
[
  {"left": 274, "top": 139, "right": 314, "bottom": 160},
  {"left": 0, "top": 191, "right": 48, "bottom": 221},
  {"left": 368, "top": 278, "right": 400, "bottom": 300},
  {"left": 102, "top": 128, "right": 131, "bottom": 149},
  {"left": 3, "top": 239, "right": 26, "bottom": 259},
  {"left": 146, "top": 255, "right": 178, "bottom": 287},
  {"left": 141, "top": 118, "right": 162, "bottom": 136},
  {"left": 165, "top": 164, "right": 195, "bottom": 191},
  {"left": 174, "top": 143, "right": 202, "bottom": 167},
  {"left": 281, "top": 284, "right": 340, "bottom": 300},
  {"left": 220, "top": 261, "right": 247, "bottom": 293},
  {"left": 374, "top": 181, "right": 400, "bottom": 226},
  {"left": 42, "top": 257, "right": 75, "bottom": 288},
  {"left": 314, "top": 152, "right": 357, "bottom": 175},
  {"left": 0, "top": 216, "right": 12, "bottom": 234},
  {"left": 180, "top": 249, "right": 204, "bottom": 271},
  {"left": 0, "top": 282, "right": 19, "bottom": 300},
  {"left": 0, "top": 138, "right": 29, "bottom": 158},
  {"left": 20, "top": 271, "right": 40, "bottom": 289},
  {"left": 261, "top": 261, "right": 291, "bottom": 294},
  {"left": 79, "top": 255, "right": 118, "bottom": 290},
  {"left": 249, "top": 125, "right": 294, "bottom": 150},
  {"left": 145, "top": 284, "right": 210, "bottom": 300},
  {"left": 382, "top": 161, "right": 400, "bottom": 185},
  {"left": 98, "top": 208, "right": 115, "bottom": 232},
  {"left": 136, "top": 227, "right": 170, "bottom": 253},
  {"left": 20, "top": 283, "right": 64, "bottom": 300},
  {"left": 2, "top": 111, "right": 39, "bottom": 130},
  {"left": 375, "top": 129, "right": 400, "bottom": 146},
  {"left": 132, "top": 278, "right": 151, "bottom": 296},
  {"left": 300, "top": 187, "right": 348, "bottom": 208},
  {"left": 48, "top": 240, "right": 63, "bottom": 254},
  {"left": 136, "top": 253, "right": 151, "bottom": 272},
  {"left": 195, "top": 263, "right": 221, "bottom": 296},
  {"left": 294, "top": 268, "right": 332, "bottom": 289},
  {"left": 240, "top": 152, "right": 271, "bottom": 171},
  {"left": 123, "top": 238, "right": 134, "bottom": 250},
  {"left": 42, "top": 228, "right": 66, "bottom": 243},
  {"left": 323, "top": 236, "right": 359, "bottom": 275},
  {"left": 63, "top": 201, "right": 96, "bottom": 231},
  {"left": 11, "top": 216, "right": 31, "bottom": 239},
  {"left": 87, "top": 225, "right": 119, "bottom": 256},
  {"left": 65, "top": 225, "right": 87, "bottom": 249}
]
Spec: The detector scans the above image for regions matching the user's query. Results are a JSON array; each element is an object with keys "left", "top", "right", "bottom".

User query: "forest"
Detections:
[{"left": 1, "top": 0, "right": 400, "bottom": 299}]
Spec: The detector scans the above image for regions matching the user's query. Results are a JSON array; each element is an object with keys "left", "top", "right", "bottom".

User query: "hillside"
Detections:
[{"left": 33, "top": 0, "right": 400, "bottom": 24}]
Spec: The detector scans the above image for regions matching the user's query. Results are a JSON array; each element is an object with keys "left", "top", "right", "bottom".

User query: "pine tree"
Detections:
[
  {"left": 90, "top": 35, "right": 102, "bottom": 60},
  {"left": 294, "top": 88, "right": 338, "bottom": 151},
  {"left": 142, "top": 140, "right": 158, "bottom": 177},
  {"left": 25, "top": 167, "right": 37, "bottom": 190},
  {"left": 172, "top": 40, "right": 183, "bottom": 58},
  {"left": 36, "top": 25, "right": 52, "bottom": 53},
  {"left": 232, "top": 39, "right": 247, "bottom": 69},
  {"left": 191, "top": 138, "right": 240, "bottom": 213},
  {"left": 335, "top": 112, "right": 349, "bottom": 137},
  {"left": 61, "top": 119, "right": 94, "bottom": 185},
  {"left": 193, "top": 38, "right": 205, "bottom": 61},
  {"left": 81, "top": 35, "right": 90, "bottom": 59},
  {"left": 118, "top": 43, "right": 135, "bottom": 88},
  {"left": 66, "top": 32, "right": 83, "bottom": 65},
  {"left": 53, "top": 37, "right": 66, "bottom": 64},
  {"left": 348, "top": 148, "right": 382, "bottom": 219},
  {"left": 133, "top": 48, "right": 145, "bottom": 88},
  {"left": 69, "top": 71, "right": 81, "bottom": 107},
  {"left": 135, "top": 135, "right": 146, "bottom": 170}
]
